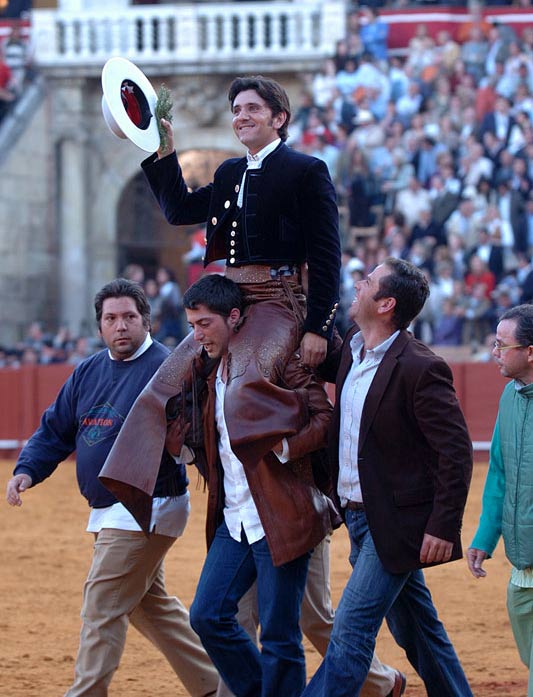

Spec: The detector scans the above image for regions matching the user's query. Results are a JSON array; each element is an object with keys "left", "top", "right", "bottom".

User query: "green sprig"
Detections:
[{"left": 155, "top": 84, "right": 173, "bottom": 151}]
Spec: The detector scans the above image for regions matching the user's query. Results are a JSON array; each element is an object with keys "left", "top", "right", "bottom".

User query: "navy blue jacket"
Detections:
[
  {"left": 141, "top": 142, "right": 341, "bottom": 339},
  {"left": 15, "top": 341, "right": 187, "bottom": 509}
]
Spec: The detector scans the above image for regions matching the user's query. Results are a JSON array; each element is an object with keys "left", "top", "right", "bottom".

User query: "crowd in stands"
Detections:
[
  {"left": 0, "top": 20, "right": 34, "bottom": 122},
  {"left": 287, "top": 2, "right": 533, "bottom": 351},
  {"left": 3, "top": 3, "right": 533, "bottom": 364},
  {"left": 0, "top": 263, "right": 187, "bottom": 368}
]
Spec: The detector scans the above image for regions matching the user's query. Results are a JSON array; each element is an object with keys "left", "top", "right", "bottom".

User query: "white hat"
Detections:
[
  {"left": 101, "top": 57, "right": 160, "bottom": 152},
  {"left": 353, "top": 109, "right": 375, "bottom": 126},
  {"left": 347, "top": 257, "right": 365, "bottom": 273}
]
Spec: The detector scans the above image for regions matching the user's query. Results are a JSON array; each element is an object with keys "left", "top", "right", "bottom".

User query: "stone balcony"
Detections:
[{"left": 31, "top": 1, "right": 346, "bottom": 77}]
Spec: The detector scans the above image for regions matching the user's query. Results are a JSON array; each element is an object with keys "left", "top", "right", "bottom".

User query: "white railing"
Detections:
[{"left": 31, "top": 2, "right": 346, "bottom": 71}]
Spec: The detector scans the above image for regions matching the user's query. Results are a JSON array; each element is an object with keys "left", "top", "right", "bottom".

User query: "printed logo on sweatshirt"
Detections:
[{"left": 80, "top": 402, "right": 125, "bottom": 446}]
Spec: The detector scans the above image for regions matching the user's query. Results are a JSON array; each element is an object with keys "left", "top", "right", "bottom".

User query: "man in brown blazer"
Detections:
[{"left": 304, "top": 257, "right": 474, "bottom": 697}]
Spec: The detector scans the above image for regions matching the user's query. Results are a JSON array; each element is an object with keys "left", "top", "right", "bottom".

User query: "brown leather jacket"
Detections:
[{"left": 192, "top": 351, "right": 336, "bottom": 567}]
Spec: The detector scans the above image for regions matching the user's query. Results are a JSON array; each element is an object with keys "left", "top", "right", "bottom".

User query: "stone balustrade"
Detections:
[{"left": 31, "top": 1, "right": 346, "bottom": 75}]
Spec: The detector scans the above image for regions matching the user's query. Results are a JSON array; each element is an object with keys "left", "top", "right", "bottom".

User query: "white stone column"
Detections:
[
  {"left": 58, "top": 135, "right": 90, "bottom": 337},
  {"left": 55, "top": 79, "right": 91, "bottom": 337}
]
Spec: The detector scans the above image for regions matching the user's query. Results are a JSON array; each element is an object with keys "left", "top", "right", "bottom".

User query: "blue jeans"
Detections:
[
  {"left": 190, "top": 520, "right": 310, "bottom": 697},
  {"left": 303, "top": 509, "right": 473, "bottom": 697}
]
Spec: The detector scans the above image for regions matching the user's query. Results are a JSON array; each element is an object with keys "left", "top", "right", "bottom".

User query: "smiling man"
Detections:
[
  {"left": 468, "top": 304, "right": 533, "bottom": 696},
  {"left": 305, "top": 257, "right": 473, "bottom": 697},
  {"left": 5, "top": 278, "right": 219, "bottom": 697}
]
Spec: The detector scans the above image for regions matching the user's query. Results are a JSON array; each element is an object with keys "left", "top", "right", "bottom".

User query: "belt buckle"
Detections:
[{"left": 270, "top": 264, "right": 295, "bottom": 279}]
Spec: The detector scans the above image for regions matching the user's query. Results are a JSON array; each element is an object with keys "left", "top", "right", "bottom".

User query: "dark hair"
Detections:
[
  {"left": 94, "top": 278, "right": 151, "bottom": 330},
  {"left": 183, "top": 274, "right": 244, "bottom": 317},
  {"left": 228, "top": 76, "right": 291, "bottom": 142},
  {"left": 373, "top": 257, "right": 430, "bottom": 330},
  {"left": 499, "top": 304, "right": 533, "bottom": 347}
]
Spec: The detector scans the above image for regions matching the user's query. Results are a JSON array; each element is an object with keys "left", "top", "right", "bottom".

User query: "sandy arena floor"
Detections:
[{"left": 0, "top": 460, "right": 527, "bottom": 696}]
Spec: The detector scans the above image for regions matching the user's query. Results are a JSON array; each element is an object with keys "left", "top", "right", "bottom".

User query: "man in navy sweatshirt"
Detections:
[{"left": 5, "top": 278, "right": 218, "bottom": 697}]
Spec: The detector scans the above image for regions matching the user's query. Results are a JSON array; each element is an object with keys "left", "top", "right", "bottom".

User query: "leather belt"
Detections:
[
  {"left": 345, "top": 500, "right": 365, "bottom": 511},
  {"left": 225, "top": 264, "right": 300, "bottom": 284}
]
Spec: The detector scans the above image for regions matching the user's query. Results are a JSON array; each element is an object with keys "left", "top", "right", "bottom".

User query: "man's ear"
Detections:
[
  {"left": 377, "top": 296, "right": 396, "bottom": 316},
  {"left": 228, "top": 308, "right": 241, "bottom": 327},
  {"left": 273, "top": 111, "right": 287, "bottom": 130}
]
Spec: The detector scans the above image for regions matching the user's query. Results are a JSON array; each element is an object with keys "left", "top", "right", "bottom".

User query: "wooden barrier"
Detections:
[{"left": 1, "top": 360, "right": 508, "bottom": 461}]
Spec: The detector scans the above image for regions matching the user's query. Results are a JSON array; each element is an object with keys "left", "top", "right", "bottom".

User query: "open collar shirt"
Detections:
[
  {"left": 338, "top": 329, "right": 399, "bottom": 507},
  {"left": 215, "top": 361, "right": 265, "bottom": 544}
]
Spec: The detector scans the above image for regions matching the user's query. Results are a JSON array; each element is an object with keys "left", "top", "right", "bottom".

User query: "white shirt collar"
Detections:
[
  {"left": 107, "top": 332, "right": 153, "bottom": 361},
  {"left": 350, "top": 329, "right": 400, "bottom": 361},
  {"left": 246, "top": 138, "right": 281, "bottom": 165}
]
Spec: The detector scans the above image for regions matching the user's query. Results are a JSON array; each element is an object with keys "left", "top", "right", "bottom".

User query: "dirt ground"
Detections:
[{"left": 0, "top": 460, "right": 528, "bottom": 697}]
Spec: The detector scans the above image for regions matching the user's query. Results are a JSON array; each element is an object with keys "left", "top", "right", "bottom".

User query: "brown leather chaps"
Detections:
[{"left": 99, "top": 274, "right": 307, "bottom": 532}]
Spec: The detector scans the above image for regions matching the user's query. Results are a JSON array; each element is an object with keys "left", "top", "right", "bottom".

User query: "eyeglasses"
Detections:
[{"left": 492, "top": 341, "right": 525, "bottom": 352}]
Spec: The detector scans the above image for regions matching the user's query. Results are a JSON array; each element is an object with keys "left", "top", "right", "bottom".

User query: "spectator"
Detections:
[
  {"left": 121, "top": 263, "right": 145, "bottom": 285},
  {"left": 484, "top": 24, "right": 510, "bottom": 79},
  {"left": 310, "top": 134, "right": 340, "bottom": 181},
  {"left": 479, "top": 95, "right": 517, "bottom": 150},
  {"left": 410, "top": 206, "right": 447, "bottom": 249},
  {"left": 520, "top": 263, "right": 533, "bottom": 302},
  {"left": 524, "top": 192, "right": 533, "bottom": 251},
  {"left": 433, "top": 298, "right": 464, "bottom": 346},
  {"left": 461, "top": 25, "right": 489, "bottom": 83},
  {"left": 458, "top": 281, "right": 494, "bottom": 348},
  {"left": 395, "top": 175, "right": 431, "bottom": 231},
  {"left": 144, "top": 278, "right": 163, "bottom": 334},
  {"left": 429, "top": 170, "right": 462, "bottom": 226},
  {"left": 154, "top": 266, "right": 184, "bottom": 345},
  {"left": 412, "top": 135, "right": 441, "bottom": 187},
  {"left": 395, "top": 81, "right": 424, "bottom": 128},
  {"left": 344, "top": 147, "right": 380, "bottom": 228},
  {"left": 0, "top": 47, "right": 15, "bottom": 121},
  {"left": 24, "top": 321, "right": 49, "bottom": 353},
  {"left": 335, "top": 58, "right": 360, "bottom": 98},
  {"left": 466, "top": 227, "right": 505, "bottom": 281},
  {"left": 445, "top": 195, "right": 481, "bottom": 250},
  {"left": 434, "top": 260, "right": 457, "bottom": 299},
  {"left": 311, "top": 58, "right": 338, "bottom": 110},
  {"left": 67, "top": 336, "right": 92, "bottom": 367},
  {"left": 348, "top": 107, "right": 384, "bottom": 151},
  {"left": 464, "top": 253, "right": 497, "bottom": 299},
  {"left": 460, "top": 140, "right": 494, "bottom": 188},
  {"left": 456, "top": 1, "right": 491, "bottom": 44},
  {"left": 405, "top": 23, "right": 435, "bottom": 81},
  {"left": 3, "top": 22, "right": 30, "bottom": 97},
  {"left": 434, "top": 29, "right": 461, "bottom": 74},
  {"left": 358, "top": 5, "right": 389, "bottom": 66}
]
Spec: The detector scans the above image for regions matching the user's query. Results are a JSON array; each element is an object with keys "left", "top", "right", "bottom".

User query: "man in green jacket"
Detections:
[{"left": 467, "top": 303, "right": 533, "bottom": 696}]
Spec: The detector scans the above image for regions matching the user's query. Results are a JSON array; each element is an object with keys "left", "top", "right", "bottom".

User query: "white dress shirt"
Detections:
[
  {"left": 215, "top": 362, "right": 265, "bottom": 544},
  {"left": 338, "top": 330, "right": 399, "bottom": 506},
  {"left": 87, "top": 333, "right": 190, "bottom": 539}
]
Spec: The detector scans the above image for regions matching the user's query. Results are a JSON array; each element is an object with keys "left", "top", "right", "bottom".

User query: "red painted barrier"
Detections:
[
  {"left": 1, "top": 361, "right": 508, "bottom": 460},
  {"left": 381, "top": 6, "right": 533, "bottom": 50}
]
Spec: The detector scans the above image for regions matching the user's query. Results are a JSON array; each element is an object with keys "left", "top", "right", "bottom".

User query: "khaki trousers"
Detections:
[
  {"left": 216, "top": 537, "right": 396, "bottom": 697},
  {"left": 65, "top": 528, "right": 218, "bottom": 697}
]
